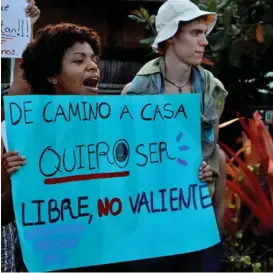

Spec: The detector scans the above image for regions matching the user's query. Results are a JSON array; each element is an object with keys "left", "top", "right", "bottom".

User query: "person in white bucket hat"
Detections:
[
  {"left": 152, "top": 0, "right": 217, "bottom": 51},
  {"left": 122, "top": 0, "right": 227, "bottom": 271}
]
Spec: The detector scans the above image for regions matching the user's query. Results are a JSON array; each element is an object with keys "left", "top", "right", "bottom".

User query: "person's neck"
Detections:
[{"left": 164, "top": 52, "right": 192, "bottom": 86}]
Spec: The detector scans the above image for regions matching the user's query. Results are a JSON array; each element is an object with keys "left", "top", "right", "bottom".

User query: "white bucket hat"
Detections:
[{"left": 152, "top": 0, "right": 217, "bottom": 50}]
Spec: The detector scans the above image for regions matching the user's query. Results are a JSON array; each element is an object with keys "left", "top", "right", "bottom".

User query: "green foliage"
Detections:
[
  {"left": 127, "top": 7, "right": 156, "bottom": 46},
  {"left": 219, "top": 113, "right": 273, "bottom": 271},
  {"left": 204, "top": 0, "right": 273, "bottom": 78},
  {"left": 222, "top": 231, "right": 273, "bottom": 272}
]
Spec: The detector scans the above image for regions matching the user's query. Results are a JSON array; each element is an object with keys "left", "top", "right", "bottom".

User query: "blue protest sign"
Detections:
[{"left": 4, "top": 94, "right": 220, "bottom": 272}]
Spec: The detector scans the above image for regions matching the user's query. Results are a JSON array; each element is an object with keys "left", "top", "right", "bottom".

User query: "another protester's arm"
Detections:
[
  {"left": 8, "top": 59, "right": 29, "bottom": 96},
  {"left": 1, "top": 175, "right": 15, "bottom": 225},
  {"left": 8, "top": 0, "right": 40, "bottom": 96},
  {"left": 1, "top": 149, "right": 26, "bottom": 225},
  {"left": 1, "top": 140, "right": 14, "bottom": 225}
]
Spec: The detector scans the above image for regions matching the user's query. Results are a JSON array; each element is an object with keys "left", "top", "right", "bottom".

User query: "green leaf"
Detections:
[
  {"left": 198, "top": 3, "right": 208, "bottom": 11},
  {"left": 191, "top": 0, "right": 200, "bottom": 5},
  {"left": 246, "top": 0, "right": 263, "bottom": 11},
  {"left": 128, "top": 15, "right": 139, "bottom": 21},
  {"left": 209, "top": 29, "right": 232, "bottom": 51},
  {"left": 139, "top": 36, "right": 156, "bottom": 45},
  {"left": 140, "top": 7, "right": 150, "bottom": 21},
  {"left": 128, "top": 15, "right": 145, "bottom": 23},
  {"left": 217, "top": 0, "right": 229, "bottom": 10},
  {"left": 207, "top": 0, "right": 217, "bottom": 12},
  {"left": 130, "top": 10, "right": 142, "bottom": 18},
  {"left": 230, "top": 25, "right": 241, "bottom": 36},
  {"left": 223, "top": 10, "right": 232, "bottom": 28},
  {"left": 149, "top": 15, "right": 156, "bottom": 25}
]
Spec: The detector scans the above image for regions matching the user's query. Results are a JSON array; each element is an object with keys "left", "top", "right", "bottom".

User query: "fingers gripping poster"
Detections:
[
  {"left": 1, "top": 0, "right": 31, "bottom": 58},
  {"left": 4, "top": 94, "right": 220, "bottom": 272}
]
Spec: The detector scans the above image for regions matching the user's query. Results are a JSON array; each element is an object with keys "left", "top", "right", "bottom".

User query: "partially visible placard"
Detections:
[
  {"left": 1, "top": 0, "right": 31, "bottom": 58},
  {"left": 1, "top": 120, "right": 9, "bottom": 151}
]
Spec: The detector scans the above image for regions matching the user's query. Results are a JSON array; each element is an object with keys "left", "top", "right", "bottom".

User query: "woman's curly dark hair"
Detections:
[{"left": 21, "top": 23, "right": 101, "bottom": 94}]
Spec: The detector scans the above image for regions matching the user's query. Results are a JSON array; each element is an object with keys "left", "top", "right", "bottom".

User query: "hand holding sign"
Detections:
[
  {"left": 25, "top": 0, "right": 40, "bottom": 26},
  {"left": 199, "top": 161, "right": 213, "bottom": 182},
  {"left": 1, "top": 150, "right": 26, "bottom": 174}
]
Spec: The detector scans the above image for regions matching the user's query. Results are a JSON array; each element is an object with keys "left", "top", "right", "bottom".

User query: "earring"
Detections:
[{"left": 52, "top": 79, "right": 57, "bottom": 85}]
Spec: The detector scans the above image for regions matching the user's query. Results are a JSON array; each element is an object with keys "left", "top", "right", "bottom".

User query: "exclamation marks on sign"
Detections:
[
  {"left": 22, "top": 20, "right": 24, "bottom": 36},
  {"left": 17, "top": 19, "right": 20, "bottom": 36},
  {"left": 26, "top": 20, "right": 29, "bottom": 37},
  {"left": 17, "top": 19, "right": 29, "bottom": 37}
]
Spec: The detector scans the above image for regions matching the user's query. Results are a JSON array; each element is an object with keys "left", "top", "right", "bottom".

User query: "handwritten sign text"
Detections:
[
  {"left": 4, "top": 95, "right": 220, "bottom": 272},
  {"left": 1, "top": 0, "right": 31, "bottom": 58}
]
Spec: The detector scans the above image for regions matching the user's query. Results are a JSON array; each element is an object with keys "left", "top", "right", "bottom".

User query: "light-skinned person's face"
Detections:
[
  {"left": 54, "top": 42, "right": 100, "bottom": 95},
  {"left": 169, "top": 19, "right": 209, "bottom": 66}
]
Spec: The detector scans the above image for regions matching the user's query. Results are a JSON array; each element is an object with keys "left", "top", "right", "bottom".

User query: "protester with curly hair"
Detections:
[
  {"left": 2, "top": 21, "right": 101, "bottom": 221},
  {"left": 21, "top": 23, "right": 101, "bottom": 95},
  {"left": 1, "top": 22, "right": 108, "bottom": 272}
]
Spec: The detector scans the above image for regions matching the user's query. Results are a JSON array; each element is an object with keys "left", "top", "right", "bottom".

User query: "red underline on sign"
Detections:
[{"left": 44, "top": 171, "right": 130, "bottom": 185}]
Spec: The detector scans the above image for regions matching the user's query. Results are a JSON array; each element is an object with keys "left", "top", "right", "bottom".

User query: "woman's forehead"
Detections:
[{"left": 64, "top": 42, "right": 94, "bottom": 57}]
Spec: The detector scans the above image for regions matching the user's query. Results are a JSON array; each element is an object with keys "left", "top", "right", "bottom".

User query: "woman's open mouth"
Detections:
[{"left": 83, "top": 77, "right": 99, "bottom": 93}]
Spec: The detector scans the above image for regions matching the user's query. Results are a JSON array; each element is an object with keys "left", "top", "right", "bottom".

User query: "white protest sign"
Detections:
[{"left": 1, "top": 0, "right": 31, "bottom": 58}]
